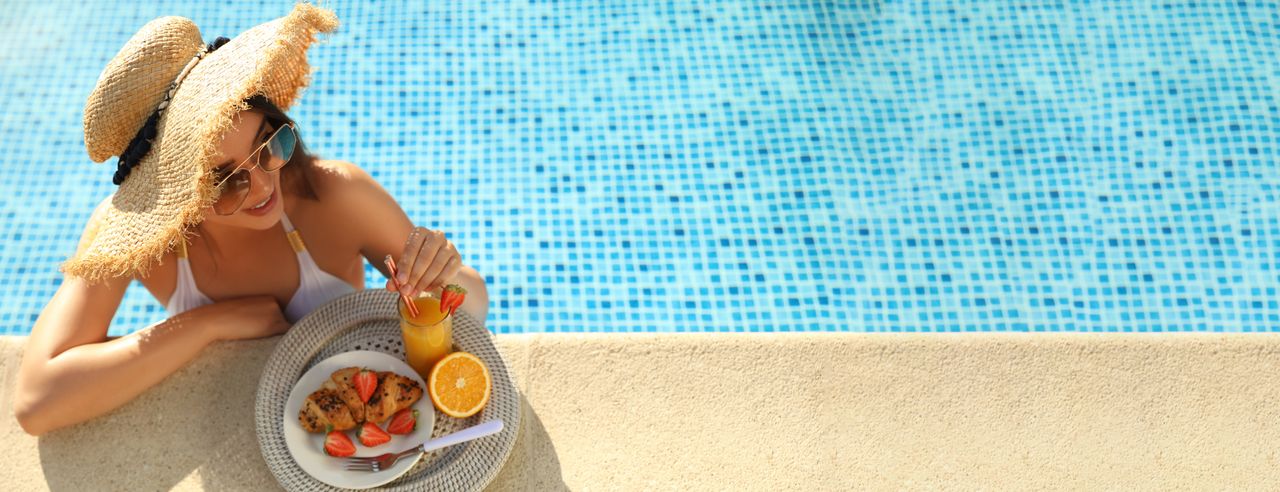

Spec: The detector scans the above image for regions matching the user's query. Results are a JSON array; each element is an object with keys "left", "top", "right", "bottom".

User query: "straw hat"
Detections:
[{"left": 61, "top": 2, "right": 339, "bottom": 284}]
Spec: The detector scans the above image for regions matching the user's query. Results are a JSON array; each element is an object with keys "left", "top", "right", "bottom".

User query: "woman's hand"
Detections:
[
  {"left": 201, "top": 295, "right": 292, "bottom": 342},
  {"left": 386, "top": 226, "right": 463, "bottom": 297}
]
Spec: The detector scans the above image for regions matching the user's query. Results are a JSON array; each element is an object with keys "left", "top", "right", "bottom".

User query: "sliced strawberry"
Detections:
[
  {"left": 385, "top": 408, "right": 419, "bottom": 435},
  {"left": 353, "top": 368, "right": 378, "bottom": 404},
  {"left": 357, "top": 421, "right": 392, "bottom": 447},
  {"left": 438, "top": 287, "right": 454, "bottom": 313},
  {"left": 323, "top": 429, "right": 356, "bottom": 457},
  {"left": 443, "top": 284, "right": 467, "bottom": 316}
]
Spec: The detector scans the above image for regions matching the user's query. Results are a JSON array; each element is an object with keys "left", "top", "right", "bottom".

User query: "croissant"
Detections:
[
  {"left": 326, "top": 367, "right": 366, "bottom": 423},
  {"left": 364, "top": 371, "right": 425, "bottom": 424},
  {"left": 299, "top": 367, "right": 423, "bottom": 433},
  {"left": 299, "top": 388, "right": 357, "bottom": 432}
]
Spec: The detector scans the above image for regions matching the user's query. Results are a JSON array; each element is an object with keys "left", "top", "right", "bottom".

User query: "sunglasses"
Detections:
[{"left": 210, "top": 122, "right": 297, "bottom": 215}]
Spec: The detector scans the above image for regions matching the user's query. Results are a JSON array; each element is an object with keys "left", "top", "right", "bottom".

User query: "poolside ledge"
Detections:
[{"left": 2, "top": 332, "right": 1279, "bottom": 490}]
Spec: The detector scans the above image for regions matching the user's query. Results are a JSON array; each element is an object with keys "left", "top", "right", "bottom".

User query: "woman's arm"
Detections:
[
  {"left": 14, "top": 274, "right": 289, "bottom": 436},
  {"left": 14, "top": 194, "right": 293, "bottom": 436},
  {"left": 14, "top": 272, "right": 196, "bottom": 436},
  {"left": 321, "top": 160, "right": 489, "bottom": 320}
]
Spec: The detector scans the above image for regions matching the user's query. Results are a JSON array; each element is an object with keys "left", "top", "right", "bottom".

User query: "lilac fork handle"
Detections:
[{"left": 419, "top": 419, "right": 504, "bottom": 454}]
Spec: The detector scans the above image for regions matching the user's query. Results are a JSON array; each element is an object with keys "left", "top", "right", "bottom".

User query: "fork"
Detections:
[{"left": 344, "top": 419, "right": 504, "bottom": 472}]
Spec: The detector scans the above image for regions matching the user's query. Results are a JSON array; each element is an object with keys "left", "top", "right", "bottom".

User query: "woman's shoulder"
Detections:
[
  {"left": 309, "top": 159, "right": 377, "bottom": 192},
  {"left": 292, "top": 159, "right": 366, "bottom": 212},
  {"left": 303, "top": 158, "right": 404, "bottom": 239},
  {"left": 306, "top": 158, "right": 393, "bottom": 210},
  {"left": 299, "top": 157, "right": 396, "bottom": 225}
]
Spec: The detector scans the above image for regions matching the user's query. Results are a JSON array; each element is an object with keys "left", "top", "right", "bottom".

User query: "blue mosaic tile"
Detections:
[{"left": 0, "top": 1, "right": 1278, "bottom": 335}]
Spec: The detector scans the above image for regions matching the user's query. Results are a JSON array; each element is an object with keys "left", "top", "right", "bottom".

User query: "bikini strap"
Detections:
[
  {"left": 279, "top": 210, "right": 296, "bottom": 232},
  {"left": 280, "top": 210, "right": 308, "bottom": 253}
]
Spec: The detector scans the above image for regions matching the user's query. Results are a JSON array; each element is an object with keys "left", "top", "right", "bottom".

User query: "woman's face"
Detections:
[{"left": 200, "top": 110, "right": 283, "bottom": 231}]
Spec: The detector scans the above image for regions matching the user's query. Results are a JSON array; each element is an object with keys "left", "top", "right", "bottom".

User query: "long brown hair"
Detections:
[{"left": 189, "top": 94, "right": 322, "bottom": 269}]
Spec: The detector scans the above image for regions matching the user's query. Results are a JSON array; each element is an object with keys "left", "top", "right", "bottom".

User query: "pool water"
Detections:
[{"left": 0, "top": 1, "right": 1277, "bottom": 335}]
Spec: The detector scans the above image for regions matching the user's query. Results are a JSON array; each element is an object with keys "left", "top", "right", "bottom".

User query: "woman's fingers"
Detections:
[
  {"left": 396, "top": 226, "right": 464, "bottom": 296},
  {"left": 398, "top": 227, "right": 427, "bottom": 284},
  {"left": 406, "top": 230, "right": 446, "bottom": 292},
  {"left": 417, "top": 246, "right": 457, "bottom": 293},
  {"left": 433, "top": 255, "right": 462, "bottom": 292}
]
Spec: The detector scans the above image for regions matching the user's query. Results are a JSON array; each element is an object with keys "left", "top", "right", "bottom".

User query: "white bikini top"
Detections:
[{"left": 165, "top": 210, "right": 357, "bottom": 323}]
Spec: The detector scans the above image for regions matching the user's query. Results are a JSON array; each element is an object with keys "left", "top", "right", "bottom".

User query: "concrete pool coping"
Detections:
[{"left": 1, "top": 332, "right": 1277, "bottom": 489}]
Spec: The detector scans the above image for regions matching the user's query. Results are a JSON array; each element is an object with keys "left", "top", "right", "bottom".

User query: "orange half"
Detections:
[{"left": 428, "top": 351, "right": 491, "bottom": 418}]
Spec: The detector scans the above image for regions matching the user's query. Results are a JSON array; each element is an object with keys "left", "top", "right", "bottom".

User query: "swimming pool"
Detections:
[{"left": 0, "top": 1, "right": 1276, "bottom": 335}]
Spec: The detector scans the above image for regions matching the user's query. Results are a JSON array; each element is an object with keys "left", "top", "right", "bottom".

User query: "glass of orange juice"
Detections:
[{"left": 398, "top": 290, "right": 454, "bottom": 380}]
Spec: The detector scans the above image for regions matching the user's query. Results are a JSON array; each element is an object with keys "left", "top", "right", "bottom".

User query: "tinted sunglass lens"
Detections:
[
  {"left": 214, "top": 171, "right": 253, "bottom": 214},
  {"left": 268, "top": 126, "right": 297, "bottom": 167}
]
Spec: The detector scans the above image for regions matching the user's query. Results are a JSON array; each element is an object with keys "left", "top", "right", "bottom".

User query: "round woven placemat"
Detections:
[{"left": 256, "top": 289, "right": 521, "bottom": 491}]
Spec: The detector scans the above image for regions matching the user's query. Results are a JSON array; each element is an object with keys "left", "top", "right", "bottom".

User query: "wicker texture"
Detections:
[
  {"left": 256, "top": 289, "right": 521, "bottom": 491},
  {"left": 82, "top": 16, "right": 204, "bottom": 163}
]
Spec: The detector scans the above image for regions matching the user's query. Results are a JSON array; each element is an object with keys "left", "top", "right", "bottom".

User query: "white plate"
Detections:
[{"left": 282, "top": 350, "right": 436, "bottom": 490}]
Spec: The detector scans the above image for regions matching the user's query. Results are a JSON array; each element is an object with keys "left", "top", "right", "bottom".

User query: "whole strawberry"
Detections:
[{"left": 440, "top": 284, "right": 467, "bottom": 316}]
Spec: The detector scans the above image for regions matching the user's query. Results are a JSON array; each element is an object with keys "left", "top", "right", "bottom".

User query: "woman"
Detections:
[{"left": 14, "top": 4, "right": 486, "bottom": 436}]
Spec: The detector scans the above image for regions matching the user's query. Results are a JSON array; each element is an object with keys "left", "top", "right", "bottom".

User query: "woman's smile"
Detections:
[{"left": 244, "top": 186, "right": 277, "bottom": 216}]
